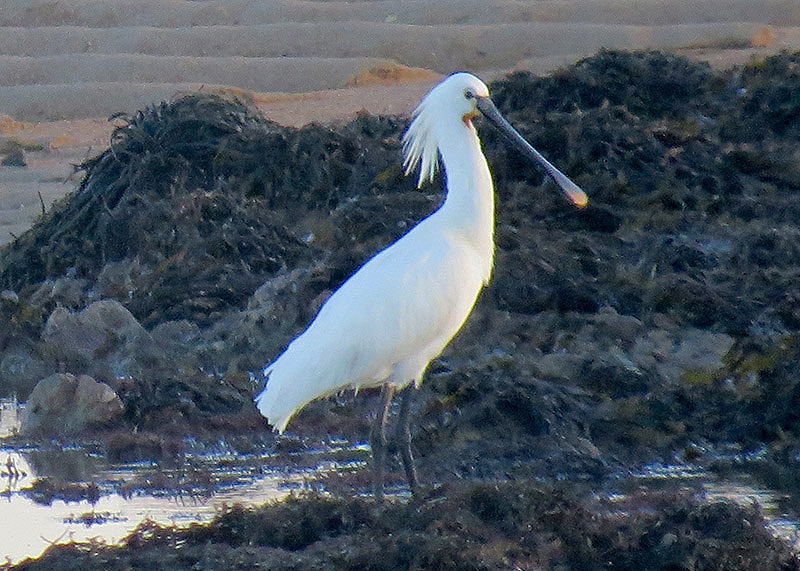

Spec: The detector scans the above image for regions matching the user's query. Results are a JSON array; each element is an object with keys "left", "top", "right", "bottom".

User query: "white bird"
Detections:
[{"left": 255, "top": 72, "right": 587, "bottom": 500}]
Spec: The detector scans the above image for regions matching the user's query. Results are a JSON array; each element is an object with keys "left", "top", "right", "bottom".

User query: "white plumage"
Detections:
[{"left": 255, "top": 72, "right": 586, "bottom": 442}]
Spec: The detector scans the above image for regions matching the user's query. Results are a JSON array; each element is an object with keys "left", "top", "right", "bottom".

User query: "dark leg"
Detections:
[
  {"left": 396, "top": 385, "right": 419, "bottom": 496},
  {"left": 371, "top": 385, "right": 394, "bottom": 503}
]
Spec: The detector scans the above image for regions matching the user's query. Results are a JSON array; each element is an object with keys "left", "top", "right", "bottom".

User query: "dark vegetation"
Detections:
[
  {"left": 3, "top": 50, "right": 800, "bottom": 567},
  {"left": 14, "top": 482, "right": 798, "bottom": 571}
]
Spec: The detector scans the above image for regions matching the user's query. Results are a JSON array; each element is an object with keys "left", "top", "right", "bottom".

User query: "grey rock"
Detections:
[
  {"left": 110, "top": 320, "right": 200, "bottom": 380},
  {"left": 0, "top": 345, "right": 51, "bottom": 399},
  {"left": 21, "top": 373, "right": 124, "bottom": 435},
  {"left": 1, "top": 148, "right": 26, "bottom": 167},
  {"left": 534, "top": 352, "right": 585, "bottom": 380},
  {"left": 0, "top": 290, "right": 18, "bottom": 304},
  {"left": 150, "top": 320, "right": 201, "bottom": 347},
  {"left": 29, "top": 277, "right": 88, "bottom": 309},
  {"left": 630, "top": 328, "right": 734, "bottom": 383},
  {"left": 41, "top": 300, "right": 146, "bottom": 368},
  {"left": 92, "top": 259, "right": 143, "bottom": 300}
]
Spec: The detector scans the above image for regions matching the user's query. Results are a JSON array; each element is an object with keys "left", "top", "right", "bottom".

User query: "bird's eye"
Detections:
[{"left": 464, "top": 90, "right": 475, "bottom": 100}]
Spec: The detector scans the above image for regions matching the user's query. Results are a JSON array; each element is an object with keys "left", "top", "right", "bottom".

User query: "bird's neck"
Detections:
[{"left": 438, "top": 122, "right": 495, "bottom": 278}]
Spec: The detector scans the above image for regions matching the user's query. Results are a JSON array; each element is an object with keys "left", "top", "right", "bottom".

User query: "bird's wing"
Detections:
[{"left": 256, "top": 224, "right": 485, "bottom": 432}]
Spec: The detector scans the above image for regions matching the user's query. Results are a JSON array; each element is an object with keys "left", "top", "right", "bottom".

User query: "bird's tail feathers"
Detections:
[
  {"left": 255, "top": 366, "right": 292, "bottom": 433},
  {"left": 255, "top": 345, "right": 335, "bottom": 433}
]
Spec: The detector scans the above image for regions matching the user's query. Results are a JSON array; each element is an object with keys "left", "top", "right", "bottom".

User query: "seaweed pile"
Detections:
[
  {"left": 0, "top": 95, "right": 416, "bottom": 326},
  {"left": 4, "top": 47, "right": 800, "bottom": 569},
  {"left": 14, "top": 482, "right": 798, "bottom": 570},
  {"left": 2, "top": 50, "right": 800, "bottom": 480}
]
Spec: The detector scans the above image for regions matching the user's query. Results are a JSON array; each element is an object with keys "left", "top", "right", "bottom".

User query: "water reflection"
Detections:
[
  {"left": 636, "top": 462, "right": 800, "bottom": 550},
  {"left": 0, "top": 442, "right": 369, "bottom": 565},
  {"left": 3, "top": 392, "right": 799, "bottom": 565},
  {"left": 705, "top": 481, "right": 800, "bottom": 549},
  {"left": 26, "top": 446, "right": 106, "bottom": 482}
]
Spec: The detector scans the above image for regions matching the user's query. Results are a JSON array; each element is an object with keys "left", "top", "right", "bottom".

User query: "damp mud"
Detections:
[{"left": 3, "top": 50, "right": 800, "bottom": 567}]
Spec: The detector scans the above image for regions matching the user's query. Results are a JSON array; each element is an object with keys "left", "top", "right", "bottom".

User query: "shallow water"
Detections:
[
  {"left": 0, "top": 442, "right": 371, "bottom": 564},
  {"left": 0, "top": 449, "right": 273, "bottom": 564},
  {"left": 2, "top": 399, "right": 800, "bottom": 564},
  {"left": 634, "top": 461, "right": 800, "bottom": 550},
  {"left": 0, "top": 401, "right": 373, "bottom": 564}
]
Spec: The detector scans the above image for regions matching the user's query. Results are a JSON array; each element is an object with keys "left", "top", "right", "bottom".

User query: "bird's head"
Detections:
[
  {"left": 402, "top": 73, "right": 489, "bottom": 188},
  {"left": 445, "top": 72, "right": 492, "bottom": 129},
  {"left": 402, "top": 72, "right": 587, "bottom": 208}
]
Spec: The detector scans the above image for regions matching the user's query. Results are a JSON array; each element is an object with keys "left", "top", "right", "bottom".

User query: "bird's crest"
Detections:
[
  {"left": 402, "top": 97, "right": 441, "bottom": 188},
  {"left": 402, "top": 73, "right": 490, "bottom": 188}
]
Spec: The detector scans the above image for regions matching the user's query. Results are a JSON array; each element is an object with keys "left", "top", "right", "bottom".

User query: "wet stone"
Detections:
[
  {"left": 0, "top": 344, "right": 50, "bottom": 399},
  {"left": 41, "top": 299, "right": 146, "bottom": 370},
  {"left": 22, "top": 373, "right": 124, "bottom": 435}
]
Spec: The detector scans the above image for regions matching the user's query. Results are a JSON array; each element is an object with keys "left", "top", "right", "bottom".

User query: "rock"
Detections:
[
  {"left": 0, "top": 115, "right": 25, "bottom": 132},
  {"left": 630, "top": 328, "right": 735, "bottom": 383},
  {"left": 28, "top": 277, "right": 88, "bottom": 309},
  {"left": 0, "top": 345, "right": 51, "bottom": 399},
  {"left": 92, "top": 259, "right": 143, "bottom": 300},
  {"left": 1, "top": 290, "right": 18, "bottom": 304},
  {"left": 150, "top": 320, "right": 201, "bottom": 348},
  {"left": 41, "top": 300, "right": 146, "bottom": 369},
  {"left": 590, "top": 308, "right": 644, "bottom": 344},
  {"left": 534, "top": 352, "right": 585, "bottom": 380},
  {"left": 531, "top": 311, "right": 733, "bottom": 391},
  {"left": 109, "top": 320, "right": 200, "bottom": 380},
  {"left": 21, "top": 373, "right": 124, "bottom": 435},
  {"left": 579, "top": 355, "right": 649, "bottom": 398},
  {"left": 651, "top": 276, "right": 727, "bottom": 328},
  {"left": 247, "top": 266, "right": 327, "bottom": 327}
]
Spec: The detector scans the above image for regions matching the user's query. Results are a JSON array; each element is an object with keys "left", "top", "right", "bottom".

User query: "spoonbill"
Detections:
[{"left": 256, "top": 72, "right": 587, "bottom": 500}]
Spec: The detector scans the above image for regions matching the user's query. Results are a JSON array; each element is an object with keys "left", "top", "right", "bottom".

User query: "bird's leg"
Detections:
[
  {"left": 396, "top": 385, "right": 419, "bottom": 496},
  {"left": 371, "top": 385, "right": 394, "bottom": 503}
]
